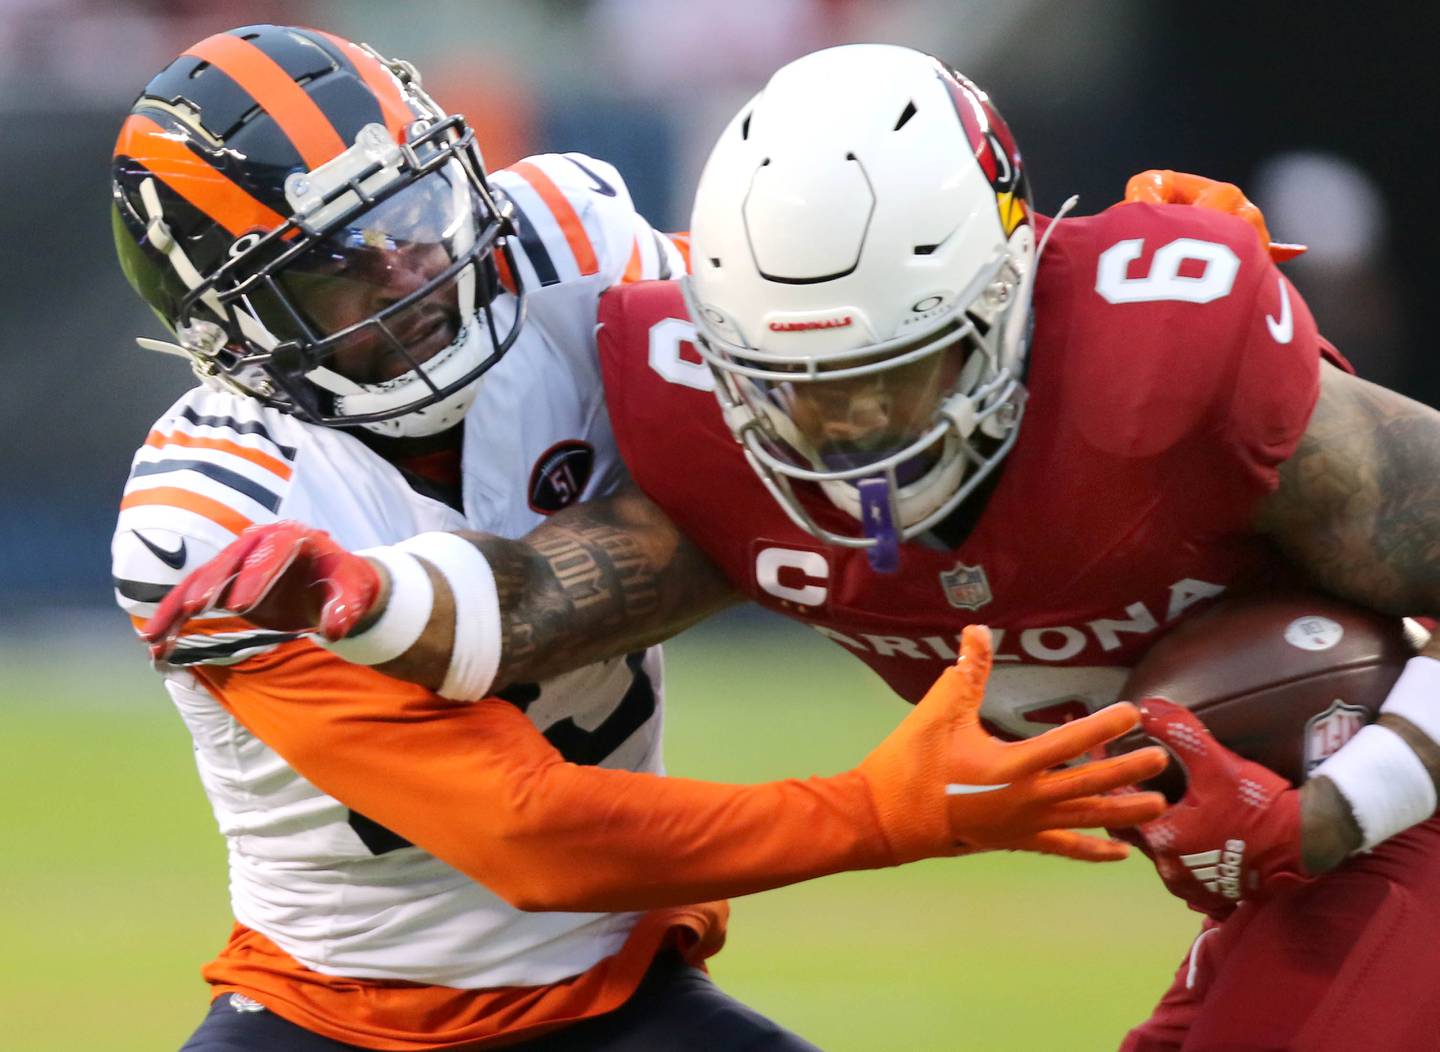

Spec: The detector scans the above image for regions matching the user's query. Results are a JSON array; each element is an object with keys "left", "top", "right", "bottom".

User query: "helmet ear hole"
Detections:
[{"left": 894, "top": 100, "right": 917, "bottom": 130}]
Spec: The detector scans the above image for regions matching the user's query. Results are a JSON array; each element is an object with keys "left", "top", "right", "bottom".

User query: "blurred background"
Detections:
[{"left": 2, "top": 1, "right": 1436, "bottom": 1049}]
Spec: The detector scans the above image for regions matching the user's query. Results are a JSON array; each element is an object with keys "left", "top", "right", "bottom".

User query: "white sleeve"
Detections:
[
  {"left": 112, "top": 393, "right": 304, "bottom": 667},
  {"left": 491, "top": 152, "right": 686, "bottom": 292}
]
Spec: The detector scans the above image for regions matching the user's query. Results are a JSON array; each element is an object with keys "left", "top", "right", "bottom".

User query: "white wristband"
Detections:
[
  {"left": 1312, "top": 723, "right": 1437, "bottom": 851},
  {"left": 396, "top": 532, "right": 501, "bottom": 701},
  {"left": 1379, "top": 655, "right": 1440, "bottom": 744},
  {"left": 322, "top": 547, "right": 434, "bottom": 666}
]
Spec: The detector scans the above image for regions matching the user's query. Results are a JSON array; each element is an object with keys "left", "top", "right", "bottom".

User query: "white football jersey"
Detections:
[{"left": 112, "top": 153, "right": 684, "bottom": 989}]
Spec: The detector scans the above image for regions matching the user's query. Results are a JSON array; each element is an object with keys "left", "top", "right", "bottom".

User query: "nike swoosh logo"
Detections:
[
  {"left": 945, "top": 782, "right": 1011, "bottom": 795},
  {"left": 134, "top": 530, "right": 187, "bottom": 570},
  {"left": 1265, "top": 278, "right": 1293, "bottom": 344},
  {"left": 565, "top": 156, "right": 618, "bottom": 197}
]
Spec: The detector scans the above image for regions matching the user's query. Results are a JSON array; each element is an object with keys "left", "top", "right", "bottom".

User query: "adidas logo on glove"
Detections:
[{"left": 1179, "top": 839, "right": 1245, "bottom": 901}]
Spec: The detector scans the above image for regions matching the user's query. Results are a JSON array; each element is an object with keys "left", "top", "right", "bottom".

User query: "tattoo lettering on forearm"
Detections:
[
  {"left": 530, "top": 526, "right": 661, "bottom": 621},
  {"left": 465, "top": 488, "right": 737, "bottom": 686}
]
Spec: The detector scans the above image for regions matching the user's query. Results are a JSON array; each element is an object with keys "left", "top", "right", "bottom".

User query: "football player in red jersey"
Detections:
[{"left": 147, "top": 44, "right": 1440, "bottom": 1049}]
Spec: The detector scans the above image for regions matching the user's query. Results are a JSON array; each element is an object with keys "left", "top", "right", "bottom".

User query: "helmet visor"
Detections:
[
  {"left": 733, "top": 341, "right": 968, "bottom": 480},
  {"left": 249, "top": 157, "right": 489, "bottom": 384}
]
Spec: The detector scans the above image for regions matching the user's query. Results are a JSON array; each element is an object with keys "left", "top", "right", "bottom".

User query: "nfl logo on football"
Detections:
[
  {"left": 1304, "top": 699, "right": 1368, "bottom": 774},
  {"left": 940, "top": 561, "right": 992, "bottom": 610}
]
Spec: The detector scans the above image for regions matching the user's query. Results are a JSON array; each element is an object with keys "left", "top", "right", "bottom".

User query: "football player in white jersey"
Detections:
[{"left": 114, "top": 27, "right": 1167, "bottom": 1051}]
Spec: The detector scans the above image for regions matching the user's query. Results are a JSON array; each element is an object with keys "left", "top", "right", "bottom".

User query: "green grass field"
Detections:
[{"left": 1, "top": 614, "right": 1198, "bottom": 1051}]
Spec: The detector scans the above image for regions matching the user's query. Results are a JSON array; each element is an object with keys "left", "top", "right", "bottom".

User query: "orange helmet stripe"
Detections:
[
  {"left": 116, "top": 113, "right": 288, "bottom": 237},
  {"left": 185, "top": 32, "right": 347, "bottom": 170},
  {"left": 311, "top": 30, "right": 412, "bottom": 142},
  {"left": 507, "top": 160, "right": 600, "bottom": 276}
]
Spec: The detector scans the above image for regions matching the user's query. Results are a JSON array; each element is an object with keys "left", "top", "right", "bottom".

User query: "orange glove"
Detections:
[
  {"left": 858, "top": 626, "right": 1168, "bottom": 864},
  {"left": 1124, "top": 169, "right": 1306, "bottom": 263}
]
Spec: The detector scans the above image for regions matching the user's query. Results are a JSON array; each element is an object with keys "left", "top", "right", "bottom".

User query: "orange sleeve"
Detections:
[{"left": 196, "top": 641, "right": 898, "bottom": 912}]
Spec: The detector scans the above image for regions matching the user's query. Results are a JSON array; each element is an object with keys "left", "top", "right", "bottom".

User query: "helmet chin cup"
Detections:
[
  {"left": 314, "top": 311, "right": 502, "bottom": 437},
  {"left": 356, "top": 379, "right": 481, "bottom": 438}
]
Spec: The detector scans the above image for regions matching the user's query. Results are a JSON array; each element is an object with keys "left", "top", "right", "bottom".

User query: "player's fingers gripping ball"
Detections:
[
  {"left": 857, "top": 626, "right": 1168, "bottom": 864},
  {"left": 1133, "top": 699, "right": 1306, "bottom": 919},
  {"left": 1123, "top": 169, "right": 1306, "bottom": 262}
]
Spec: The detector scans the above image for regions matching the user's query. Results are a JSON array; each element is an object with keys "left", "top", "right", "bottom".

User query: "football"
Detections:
[{"left": 1115, "top": 592, "right": 1417, "bottom": 799}]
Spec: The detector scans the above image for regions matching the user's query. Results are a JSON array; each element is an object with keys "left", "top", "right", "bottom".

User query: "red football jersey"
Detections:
[{"left": 597, "top": 203, "right": 1338, "bottom": 738}]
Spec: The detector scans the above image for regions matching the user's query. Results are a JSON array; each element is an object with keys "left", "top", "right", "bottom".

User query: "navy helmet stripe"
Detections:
[
  {"left": 142, "top": 56, "right": 261, "bottom": 143},
  {"left": 234, "top": 25, "right": 336, "bottom": 83},
  {"left": 136, "top": 67, "right": 305, "bottom": 212},
  {"left": 291, "top": 28, "right": 390, "bottom": 144}
]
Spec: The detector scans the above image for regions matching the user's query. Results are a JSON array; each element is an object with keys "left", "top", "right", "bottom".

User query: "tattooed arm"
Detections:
[
  {"left": 1254, "top": 360, "right": 1440, "bottom": 871},
  {"left": 376, "top": 483, "right": 740, "bottom": 691},
  {"left": 1256, "top": 363, "right": 1440, "bottom": 621}
]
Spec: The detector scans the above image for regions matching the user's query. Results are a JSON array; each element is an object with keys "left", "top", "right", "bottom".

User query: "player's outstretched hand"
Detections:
[
  {"left": 140, "top": 521, "right": 382, "bottom": 661},
  {"left": 1123, "top": 169, "right": 1306, "bottom": 263},
  {"left": 857, "top": 625, "right": 1169, "bottom": 865},
  {"left": 1131, "top": 699, "right": 1308, "bottom": 919}
]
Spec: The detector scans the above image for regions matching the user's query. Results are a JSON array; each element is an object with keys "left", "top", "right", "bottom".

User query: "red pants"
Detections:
[{"left": 1122, "top": 817, "right": 1440, "bottom": 1051}]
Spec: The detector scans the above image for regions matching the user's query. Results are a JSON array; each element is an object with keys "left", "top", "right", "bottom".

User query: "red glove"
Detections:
[
  {"left": 1131, "top": 700, "right": 1309, "bottom": 919},
  {"left": 141, "top": 521, "right": 382, "bottom": 661},
  {"left": 1123, "top": 169, "right": 1307, "bottom": 263}
]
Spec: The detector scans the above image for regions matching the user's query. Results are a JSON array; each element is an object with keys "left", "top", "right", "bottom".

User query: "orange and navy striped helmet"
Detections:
[{"left": 112, "top": 25, "right": 525, "bottom": 436}]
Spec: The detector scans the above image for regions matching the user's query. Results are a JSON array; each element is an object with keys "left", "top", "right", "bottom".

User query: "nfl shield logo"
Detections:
[
  {"left": 1304, "top": 699, "right": 1369, "bottom": 774},
  {"left": 940, "top": 561, "right": 993, "bottom": 610}
]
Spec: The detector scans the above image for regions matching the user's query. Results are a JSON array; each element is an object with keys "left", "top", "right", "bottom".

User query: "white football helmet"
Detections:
[{"left": 683, "top": 44, "right": 1036, "bottom": 569}]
